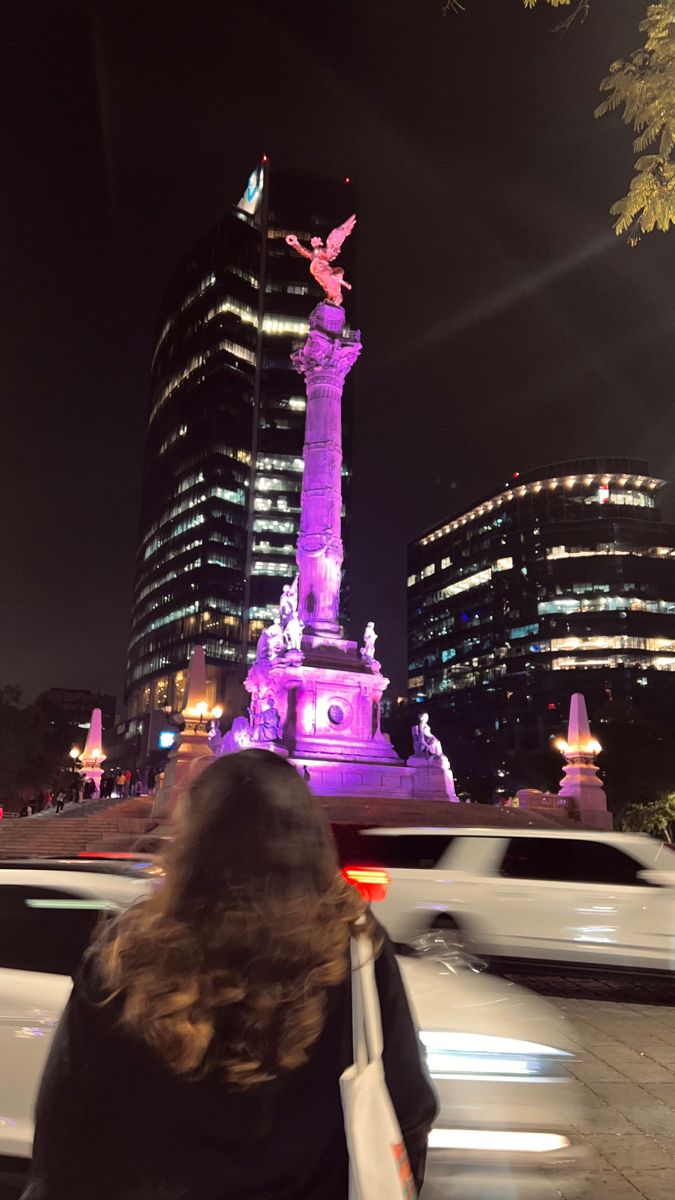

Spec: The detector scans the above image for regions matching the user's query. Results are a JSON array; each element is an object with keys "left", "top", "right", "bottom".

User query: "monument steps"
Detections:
[{"left": 0, "top": 797, "right": 156, "bottom": 858}]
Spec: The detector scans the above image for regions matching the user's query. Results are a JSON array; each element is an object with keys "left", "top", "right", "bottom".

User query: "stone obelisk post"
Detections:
[
  {"left": 557, "top": 692, "right": 612, "bottom": 830},
  {"left": 80, "top": 707, "right": 105, "bottom": 795},
  {"left": 291, "top": 303, "right": 361, "bottom": 641}
]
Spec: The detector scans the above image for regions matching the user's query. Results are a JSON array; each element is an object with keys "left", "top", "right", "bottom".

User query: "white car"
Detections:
[
  {"left": 339, "top": 826, "right": 675, "bottom": 975},
  {"left": 0, "top": 858, "right": 583, "bottom": 1200}
]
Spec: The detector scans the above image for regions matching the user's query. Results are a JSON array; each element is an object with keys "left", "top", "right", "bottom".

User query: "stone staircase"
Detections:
[{"left": 0, "top": 797, "right": 156, "bottom": 859}]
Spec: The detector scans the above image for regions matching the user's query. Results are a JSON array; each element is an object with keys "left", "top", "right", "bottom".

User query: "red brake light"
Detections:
[
  {"left": 342, "top": 865, "right": 390, "bottom": 902},
  {"left": 78, "top": 851, "right": 137, "bottom": 860}
]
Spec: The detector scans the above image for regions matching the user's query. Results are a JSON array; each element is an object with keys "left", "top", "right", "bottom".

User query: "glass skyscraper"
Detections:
[
  {"left": 407, "top": 458, "right": 675, "bottom": 755},
  {"left": 125, "top": 163, "right": 356, "bottom": 722}
]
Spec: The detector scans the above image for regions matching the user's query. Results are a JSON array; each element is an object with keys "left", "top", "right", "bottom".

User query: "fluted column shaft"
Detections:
[{"left": 291, "top": 303, "right": 361, "bottom": 638}]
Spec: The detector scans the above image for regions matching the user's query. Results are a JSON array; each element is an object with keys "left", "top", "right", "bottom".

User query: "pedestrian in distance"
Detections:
[
  {"left": 54, "top": 790, "right": 66, "bottom": 814},
  {"left": 24, "top": 749, "right": 436, "bottom": 1200}
]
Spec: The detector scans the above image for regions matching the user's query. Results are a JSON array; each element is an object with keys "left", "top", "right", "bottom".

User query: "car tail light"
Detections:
[
  {"left": 342, "top": 865, "right": 390, "bottom": 902},
  {"left": 78, "top": 851, "right": 137, "bottom": 860}
]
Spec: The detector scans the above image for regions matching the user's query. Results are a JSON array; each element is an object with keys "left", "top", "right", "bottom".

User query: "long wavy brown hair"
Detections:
[{"left": 96, "top": 749, "right": 371, "bottom": 1085}]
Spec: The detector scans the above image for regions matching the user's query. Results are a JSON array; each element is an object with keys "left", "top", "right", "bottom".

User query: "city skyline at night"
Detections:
[{"left": 3, "top": 1, "right": 675, "bottom": 706}]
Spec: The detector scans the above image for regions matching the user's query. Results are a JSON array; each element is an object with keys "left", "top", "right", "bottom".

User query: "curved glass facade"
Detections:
[
  {"left": 126, "top": 165, "right": 355, "bottom": 719},
  {"left": 407, "top": 458, "right": 675, "bottom": 752}
]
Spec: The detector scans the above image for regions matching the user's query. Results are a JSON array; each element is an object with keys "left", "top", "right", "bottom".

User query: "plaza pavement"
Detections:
[{"left": 547, "top": 996, "right": 675, "bottom": 1200}]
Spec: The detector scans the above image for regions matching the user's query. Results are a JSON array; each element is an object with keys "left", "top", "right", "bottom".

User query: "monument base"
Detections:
[
  {"left": 243, "top": 637, "right": 454, "bottom": 804},
  {"left": 290, "top": 757, "right": 451, "bottom": 801},
  {"left": 152, "top": 728, "right": 214, "bottom": 821}
]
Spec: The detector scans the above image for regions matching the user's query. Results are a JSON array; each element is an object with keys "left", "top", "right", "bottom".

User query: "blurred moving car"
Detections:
[
  {"left": 336, "top": 826, "right": 675, "bottom": 976},
  {"left": 0, "top": 859, "right": 153, "bottom": 1183},
  {"left": 81, "top": 833, "right": 173, "bottom": 858},
  {"left": 0, "top": 858, "right": 583, "bottom": 1199},
  {"left": 400, "top": 940, "right": 582, "bottom": 1199}
]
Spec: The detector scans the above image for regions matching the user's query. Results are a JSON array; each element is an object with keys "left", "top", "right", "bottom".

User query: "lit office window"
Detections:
[
  {"left": 253, "top": 541, "right": 295, "bottom": 557},
  {"left": 548, "top": 635, "right": 675, "bottom": 653},
  {"left": 253, "top": 518, "right": 296, "bottom": 534},
  {"left": 509, "top": 623, "right": 540, "bottom": 640},
  {"left": 251, "top": 561, "right": 296, "bottom": 576},
  {"left": 207, "top": 553, "right": 238, "bottom": 569},
  {"left": 546, "top": 544, "right": 675, "bottom": 561},
  {"left": 538, "top": 596, "right": 675, "bottom": 616},
  {"left": 426, "top": 557, "right": 513, "bottom": 604},
  {"left": 262, "top": 315, "right": 310, "bottom": 337},
  {"left": 257, "top": 455, "right": 304, "bottom": 472}
]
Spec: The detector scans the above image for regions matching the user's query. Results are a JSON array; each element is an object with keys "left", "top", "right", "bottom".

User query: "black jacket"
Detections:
[{"left": 23, "top": 932, "right": 437, "bottom": 1200}]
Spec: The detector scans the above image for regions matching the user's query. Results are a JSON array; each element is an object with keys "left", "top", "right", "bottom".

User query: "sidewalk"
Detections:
[{"left": 547, "top": 997, "right": 675, "bottom": 1199}]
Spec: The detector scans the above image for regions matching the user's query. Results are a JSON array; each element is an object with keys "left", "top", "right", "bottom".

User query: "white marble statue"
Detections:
[
  {"left": 251, "top": 695, "right": 282, "bottom": 744},
  {"left": 284, "top": 611, "right": 304, "bottom": 652},
  {"left": 412, "top": 712, "right": 445, "bottom": 761},
  {"left": 219, "top": 716, "right": 253, "bottom": 754},
  {"left": 360, "top": 621, "right": 378, "bottom": 663},
  {"left": 255, "top": 620, "right": 285, "bottom": 663}
]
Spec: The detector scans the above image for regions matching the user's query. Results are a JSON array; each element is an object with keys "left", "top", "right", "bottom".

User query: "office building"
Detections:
[
  {"left": 125, "top": 162, "right": 356, "bottom": 729},
  {"left": 36, "top": 688, "right": 116, "bottom": 733},
  {"left": 407, "top": 458, "right": 675, "bottom": 757}
]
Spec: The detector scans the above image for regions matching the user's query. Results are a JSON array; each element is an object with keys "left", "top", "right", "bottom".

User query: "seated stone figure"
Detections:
[{"left": 411, "top": 712, "right": 444, "bottom": 761}]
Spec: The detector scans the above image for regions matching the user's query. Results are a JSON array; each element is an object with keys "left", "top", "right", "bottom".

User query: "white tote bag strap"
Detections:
[{"left": 350, "top": 926, "right": 384, "bottom": 1068}]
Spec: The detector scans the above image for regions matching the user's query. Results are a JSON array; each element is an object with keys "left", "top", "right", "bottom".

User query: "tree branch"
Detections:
[{"left": 551, "top": 0, "right": 590, "bottom": 34}]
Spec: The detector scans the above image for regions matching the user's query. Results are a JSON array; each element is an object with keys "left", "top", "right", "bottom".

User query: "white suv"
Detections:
[
  {"left": 339, "top": 827, "right": 675, "bottom": 975},
  {"left": 0, "top": 859, "right": 154, "bottom": 1171}
]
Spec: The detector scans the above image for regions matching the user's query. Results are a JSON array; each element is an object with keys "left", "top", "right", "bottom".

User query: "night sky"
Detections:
[{"left": 3, "top": 0, "right": 675, "bottom": 706}]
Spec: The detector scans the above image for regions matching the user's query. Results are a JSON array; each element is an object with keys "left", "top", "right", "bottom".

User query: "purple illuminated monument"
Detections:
[{"left": 240, "top": 216, "right": 456, "bottom": 800}]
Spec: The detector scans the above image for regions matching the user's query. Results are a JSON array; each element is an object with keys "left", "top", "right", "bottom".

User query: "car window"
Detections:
[
  {"left": 499, "top": 838, "right": 648, "bottom": 886},
  {"left": 0, "top": 885, "right": 111, "bottom": 976},
  {"left": 333, "top": 829, "right": 453, "bottom": 869}
]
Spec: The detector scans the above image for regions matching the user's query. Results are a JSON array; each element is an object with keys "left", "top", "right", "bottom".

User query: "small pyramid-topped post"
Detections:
[
  {"left": 291, "top": 303, "right": 361, "bottom": 640},
  {"left": 80, "top": 707, "right": 106, "bottom": 794},
  {"left": 153, "top": 645, "right": 222, "bottom": 820},
  {"left": 556, "top": 692, "right": 612, "bottom": 829}
]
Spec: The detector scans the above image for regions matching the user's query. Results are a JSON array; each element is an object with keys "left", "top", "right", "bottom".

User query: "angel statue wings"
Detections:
[{"left": 285, "top": 214, "right": 356, "bottom": 306}]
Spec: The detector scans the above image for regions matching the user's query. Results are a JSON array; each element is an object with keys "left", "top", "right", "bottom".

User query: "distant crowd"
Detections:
[{"left": 16, "top": 766, "right": 159, "bottom": 818}]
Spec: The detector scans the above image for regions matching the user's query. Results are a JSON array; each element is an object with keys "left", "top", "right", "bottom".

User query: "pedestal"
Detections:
[
  {"left": 152, "top": 725, "right": 214, "bottom": 820},
  {"left": 559, "top": 760, "right": 613, "bottom": 830}
]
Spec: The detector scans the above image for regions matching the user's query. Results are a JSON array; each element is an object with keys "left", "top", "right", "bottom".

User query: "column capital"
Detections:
[{"left": 291, "top": 327, "right": 361, "bottom": 382}]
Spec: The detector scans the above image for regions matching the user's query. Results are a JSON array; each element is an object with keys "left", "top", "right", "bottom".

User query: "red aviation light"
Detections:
[{"left": 342, "top": 865, "right": 391, "bottom": 902}]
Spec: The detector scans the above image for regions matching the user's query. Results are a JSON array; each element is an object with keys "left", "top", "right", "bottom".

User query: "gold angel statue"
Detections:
[{"left": 286, "top": 214, "right": 356, "bottom": 306}]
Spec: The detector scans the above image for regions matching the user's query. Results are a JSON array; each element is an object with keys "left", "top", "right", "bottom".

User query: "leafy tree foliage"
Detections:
[
  {"left": 596, "top": 3, "right": 675, "bottom": 244},
  {"left": 0, "top": 686, "right": 72, "bottom": 810},
  {"left": 622, "top": 793, "right": 675, "bottom": 840},
  {"left": 445, "top": 1, "right": 675, "bottom": 244}
]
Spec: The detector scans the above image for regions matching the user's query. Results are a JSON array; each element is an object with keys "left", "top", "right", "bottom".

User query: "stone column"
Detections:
[{"left": 291, "top": 302, "right": 361, "bottom": 639}]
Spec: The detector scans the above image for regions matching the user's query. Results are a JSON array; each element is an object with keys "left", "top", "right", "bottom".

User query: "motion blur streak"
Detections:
[{"left": 428, "top": 1130, "right": 571, "bottom": 1153}]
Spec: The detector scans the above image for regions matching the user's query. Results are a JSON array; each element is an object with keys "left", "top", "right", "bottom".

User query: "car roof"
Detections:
[{"left": 359, "top": 826, "right": 657, "bottom": 846}]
